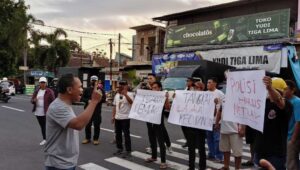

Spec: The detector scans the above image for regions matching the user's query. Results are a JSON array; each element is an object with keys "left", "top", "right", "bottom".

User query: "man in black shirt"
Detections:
[
  {"left": 254, "top": 77, "right": 292, "bottom": 169},
  {"left": 81, "top": 75, "right": 106, "bottom": 145}
]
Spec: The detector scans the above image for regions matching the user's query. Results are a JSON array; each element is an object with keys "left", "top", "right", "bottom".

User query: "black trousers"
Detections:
[
  {"left": 186, "top": 127, "right": 206, "bottom": 170},
  {"left": 36, "top": 116, "right": 46, "bottom": 140},
  {"left": 181, "top": 126, "right": 188, "bottom": 143},
  {"left": 162, "top": 125, "right": 171, "bottom": 147},
  {"left": 85, "top": 112, "right": 101, "bottom": 140},
  {"left": 115, "top": 119, "right": 131, "bottom": 152},
  {"left": 147, "top": 122, "right": 166, "bottom": 163}
]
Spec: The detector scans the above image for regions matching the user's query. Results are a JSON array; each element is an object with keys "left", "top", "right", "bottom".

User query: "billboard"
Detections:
[
  {"left": 166, "top": 9, "right": 290, "bottom": 48},
  {"left": 152, "top": 52, "right": 200, "bottom": 76}
]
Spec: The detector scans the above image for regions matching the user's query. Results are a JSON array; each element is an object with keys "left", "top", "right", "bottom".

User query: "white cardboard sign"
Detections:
[
  {"left": 129, "top": 89, "right": 166, "bottom": 124},
  {"left": 168, "top": 90, "right": 216, "bottom": 131},
  {"left": 223, "top": 70, "right": 267, "bottom": 132}
]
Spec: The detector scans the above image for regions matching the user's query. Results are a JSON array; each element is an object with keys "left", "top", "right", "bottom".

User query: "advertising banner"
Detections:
[
  {"left": 198, "top": 45, "right": 283, "bottom": 73},
  {"left": 129, "top": 89, "right": 166, "bottom": 124},
  {"left": 166, "top": 9, "right": 290, "bottom": 48},
  {"left": 152, "top": 52, "right": 200, "bottom": 76},
  {"left": 223, "top": 70, "right": 267, "bottom": 132},
  {"left": 168, "top": 90, "right": 216, "bottom": 131}
]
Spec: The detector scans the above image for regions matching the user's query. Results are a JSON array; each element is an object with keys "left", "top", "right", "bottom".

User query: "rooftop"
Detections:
[
  {"left": 130, "top": 24, "right": 165, "bottom": 31},
  {"left": 153, "top": 0, "right": 264, "bottom": 21}
]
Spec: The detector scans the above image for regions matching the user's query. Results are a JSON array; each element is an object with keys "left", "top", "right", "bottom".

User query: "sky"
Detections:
[{"left": 25, "top": 0, "right": 236, "bottom": 56}]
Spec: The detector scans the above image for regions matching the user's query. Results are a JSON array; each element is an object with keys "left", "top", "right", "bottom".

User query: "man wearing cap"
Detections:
[
  {"left": 82, "top": 75, "right": 106, "bottom": 145},
  {"left": 112, "top": 80, "right": 134, "bottom": 158},
  {"left": 253, "top": 76, "right": 292, "bottom": 169},
  {"left": 284, "top": 80, "right": 300, "bottom": 170},
  {"left": 31, "top": 77, "right": 55, "bottom": 145}
]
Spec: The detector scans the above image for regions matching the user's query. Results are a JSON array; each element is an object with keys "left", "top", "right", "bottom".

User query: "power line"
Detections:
[
  {"left": 31, "top": 23, "right": 118, "bottom": 37},
  {"left": 85, "top": 43, "right": 109, "bottom": 51}
]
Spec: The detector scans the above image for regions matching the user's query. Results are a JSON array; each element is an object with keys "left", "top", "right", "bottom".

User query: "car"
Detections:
[{"left": 0, "top": 81, "right": 16, "bottom": 96}]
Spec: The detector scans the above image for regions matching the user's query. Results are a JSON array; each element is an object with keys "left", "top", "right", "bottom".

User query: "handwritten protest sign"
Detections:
[
  {"left": 168, "top": 90, "right": 216, "bottom": 131},
  {"left": 223, "top": 70, "right": 267, "bottom": 132},
  {"left": 129, "top": 89, "right": 166, "bottom": 124}
]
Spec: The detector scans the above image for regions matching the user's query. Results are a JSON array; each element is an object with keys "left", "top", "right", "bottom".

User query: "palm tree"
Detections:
[{"left": 42, "top": 28, "right": 71, "bottom": 72}]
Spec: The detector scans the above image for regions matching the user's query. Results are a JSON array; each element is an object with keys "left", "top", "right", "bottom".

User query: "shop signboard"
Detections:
[
  {"left": 166, "top": 9, "right": 290, "bottom": 48},
  {"left": 152, "top": 52, "right": 200, "bottom": 76},
  {"left": 197, "top": 45, "right": 284, "bottom": 74},
  {"left": 25, "top": 84, "right": 35, "bottom": 95}
]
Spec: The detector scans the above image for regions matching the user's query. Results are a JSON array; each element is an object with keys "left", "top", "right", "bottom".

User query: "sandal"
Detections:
[
  {"left": 159, "top": 163, "right": 168, "bottom": 169},
  {"left": 145, "top": 158, "right": 157, "bottom": 163}
]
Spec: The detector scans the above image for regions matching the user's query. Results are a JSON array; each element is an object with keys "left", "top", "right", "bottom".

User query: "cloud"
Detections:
[
  {"left": 26, "top": 0, "right": 236, "bottom": 31},
  {"left": 26, "top": 0, "right": 236, "bottom": 52}
]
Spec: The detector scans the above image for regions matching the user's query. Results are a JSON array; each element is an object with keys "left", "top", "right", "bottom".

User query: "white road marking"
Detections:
[
  {"left": 172, "top": 141, "right": 251, "bottom": 158},
  {"left": 79, "top": 162, "right": 109, "bottom": 170},
  {"left": 1, "top": 106, "right": 25, "bottom": 112},
  {"left": 131, "top": 151, "right": 193, "bottom": 170},
  {"left": 100, "top": 127, "right": 142, "bottom": 139},
  {"left": 105, "top": 157, "right": 153, "bottom": 170},
  {"left": 11, "top": 96, "right": 30, "bottom": 101}
]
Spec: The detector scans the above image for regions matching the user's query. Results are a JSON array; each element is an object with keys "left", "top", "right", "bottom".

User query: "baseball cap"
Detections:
[
  {"left": 39, "top": 77, "right": 47, "bottom": 83},
  {"left": 90, "top": 75, "right": 98, "bottom": 81},
  {"left": 272, "top": 77, "right": 287, "bottom": 92}
]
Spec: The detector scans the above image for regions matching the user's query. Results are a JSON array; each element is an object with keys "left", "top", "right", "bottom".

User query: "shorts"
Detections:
[{"left": 219, "top": 133, "right": 243, "bottom": 157}]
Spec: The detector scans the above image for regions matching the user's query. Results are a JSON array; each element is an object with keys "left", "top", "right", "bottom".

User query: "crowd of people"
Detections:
[{"left": 30, "top": 73, "right": 300, "bottom": 170}]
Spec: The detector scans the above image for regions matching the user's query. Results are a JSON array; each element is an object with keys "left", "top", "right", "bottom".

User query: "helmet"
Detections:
[
  {"left": 90, "top": 75, "right": 98, "bottom": 81},
  {"left": 272, "top": 77, "right": 287, "bottom": 92},
  {"left": 2, "top": 77, "right": 7, "bottom": 81}
]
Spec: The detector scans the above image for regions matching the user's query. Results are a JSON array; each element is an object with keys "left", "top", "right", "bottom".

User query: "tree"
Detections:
[
  {"left": 41, "top": 28, "right": 71, "bottom": 72},
  {"left": 0, "top": 0, "right": 43, "bottom": 77}
]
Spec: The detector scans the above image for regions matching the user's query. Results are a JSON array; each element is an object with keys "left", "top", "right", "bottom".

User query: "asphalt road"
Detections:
[{"left": 0, "top": 95, "right": 251, "bottom": 170}]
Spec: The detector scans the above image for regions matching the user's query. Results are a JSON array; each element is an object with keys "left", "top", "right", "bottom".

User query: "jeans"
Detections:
[
  {"left": 115, "top": 119, "right": 131, "bottom": 152},
  {"left": 187, "top": 128, "right": 206, "bottom": 170},
  {"left": 206, "top": 130, "right": 223, "bottom": 160},
  {"left": 287, "top": 140, "right": 300, "bottom": 170},
  {"left": 45, "top": 166, "right": 75, "bottom": 170},
  {"left": 254, "top": 153, "right": 286, "bottom": 170},
  {"left": 85, "top": 112, "right": 101, "bottom": 140}
]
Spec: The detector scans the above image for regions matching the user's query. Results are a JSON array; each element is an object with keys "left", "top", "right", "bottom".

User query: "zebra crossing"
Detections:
[{"left": 79, "top": 138, "right": 253, "bottom": 170}]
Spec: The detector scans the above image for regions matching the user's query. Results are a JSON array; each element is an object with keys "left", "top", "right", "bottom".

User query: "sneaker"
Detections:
[
  {"left": 166, "top": 146, "right": 173, "bottom": 154},
  {"left": 122, "top": 151, "right": 132, "bottom": 158},
  {"left": 207, "top": 156, "right": 215, "bottom": 161},
  {"left": 39, "top": 140, "right": 46, "bottom": 146},
  {"left": 82, "top": 139, "right": 90, "bottom": 144},
  {"left": 110, "top": 139, "right": 116, "bottom": 144},
  {"left": 241, "top": 161, "right": 254, "bottom": 167},
  {"left": 146, "top": 147, "right": 152, "bottom": 154},
  {"left": 113, "top": 149, "right": 123, "bottom": 156},
  {"left": 214, "top": 159, "right": 223, "bottom": 163},
  {"left": 93, "top": 140, "right": 100, "bottom": 145}
]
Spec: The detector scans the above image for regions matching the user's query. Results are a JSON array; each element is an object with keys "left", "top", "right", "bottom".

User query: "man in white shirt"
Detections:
[
  {"left": 112, "top": 80, "right": 134, "bottom": 158},
  {"left": 206, "top": 77, "right": 224, "bottom": 162}
]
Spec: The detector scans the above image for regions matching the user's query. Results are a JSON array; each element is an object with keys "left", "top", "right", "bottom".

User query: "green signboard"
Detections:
[
  {"left": 166, "top": 9, "right": 290, "bottom": 48},
  {"left": 25, "top": 84, "right": 35, "bottom": 95}
]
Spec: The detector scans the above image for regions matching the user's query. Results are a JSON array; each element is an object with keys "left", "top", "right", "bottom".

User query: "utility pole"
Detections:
[
  {"left": 118, "top": 33, "right": 121, "bottom": 69},
  {"left": 80, "top": 36, "right": 82, "bottom": 66},
  {"left": 109, "top": 38, "right": 113, "bottom": 90}
]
